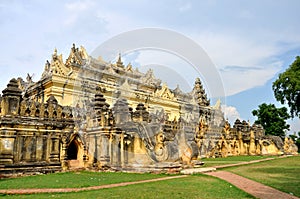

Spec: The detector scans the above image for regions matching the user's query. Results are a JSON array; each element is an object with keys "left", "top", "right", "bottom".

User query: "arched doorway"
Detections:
[
  {"left": 66, "top": 136, "right": 84, "bottom": 168},
  {"left": 67, "top": 140, "right": 78, "bottom": 160}
]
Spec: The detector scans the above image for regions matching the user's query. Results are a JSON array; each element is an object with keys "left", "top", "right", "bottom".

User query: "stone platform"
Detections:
[{"left": 180, "top": 167, "right": 216, "bottom": 174}]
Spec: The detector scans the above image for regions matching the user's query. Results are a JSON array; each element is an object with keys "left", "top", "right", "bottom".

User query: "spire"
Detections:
[
  {"left": 116, "top": 53, "right": 124, "bottom": 68},
  {"left": 65, "top": 43, "right": 84, "bottom": 67},
  {"left": 1, "top": 78, "right": 22, "bottom": 115},
  {"left": 52, "top": 48, "right": 58, "bottom": 60},
  {"left": 2, "top": 78, "right": 22, "bottom": 97},
  {"left": 94, "top": 86, "right": 109, "bottom": 111},
  {"left": 193, "top": 77, "right": 210, "bottom": 106},
  {"left": 173, "top": 84, "right": 184, "bottom": 96},
  {"left": 214, "top": 99, "right": 221, "bottom": 110},
  {"left": 72, "top": 43, "right": 76, "bottom": 52}
]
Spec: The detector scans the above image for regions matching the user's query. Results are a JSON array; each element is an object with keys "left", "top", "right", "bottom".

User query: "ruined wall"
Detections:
[
  {"left": 0, "top": 79, "right": 76, "bottom": 175},
  {"left": 195, "top": 119, "right": 298, "bottom": 158}
]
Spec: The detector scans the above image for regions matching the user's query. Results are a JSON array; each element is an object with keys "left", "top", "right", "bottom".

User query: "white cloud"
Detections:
[
  {"left": 126, "top": 50, "right": 198, "bottom": 91},
  {"left": 191, "top": 32, "right": 286, "bottom": 96},
  {"left": 221, "top": 105, "right": 240, "bottom": 124},
  {"left": 193, "top": 32, "right": 282, "bottom": 69},
  {"left": 220, "top": 62, "right": 282, "bottom": 96}
]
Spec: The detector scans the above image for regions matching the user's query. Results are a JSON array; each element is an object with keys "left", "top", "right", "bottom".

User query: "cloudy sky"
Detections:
[{"left": 1, "top": 0, "right": 300, "bottom": 133}]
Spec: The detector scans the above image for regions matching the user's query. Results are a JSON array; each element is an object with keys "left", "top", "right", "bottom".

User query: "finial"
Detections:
[
  {"left": 116, "top": 53, "right": 124, "bottom": 68},
  {"left": 118, "top": 53, "right": 122, "bottom": 62},
  {"left": 53, "top": 48, "right": 58, "bottom": 59}
]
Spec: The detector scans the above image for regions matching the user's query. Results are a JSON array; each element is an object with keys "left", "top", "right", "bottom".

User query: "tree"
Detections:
[
  {"left": 252, "top": 103, "right": 290, "bottom": 138},
  {"left": 273, "top": 56, "right": 300, "bottom": 118}
]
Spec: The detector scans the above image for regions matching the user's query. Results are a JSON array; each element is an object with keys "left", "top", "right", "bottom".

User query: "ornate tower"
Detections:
[
  {"left": 192, "top": 78, "right": 210, "bottom": 107},
  {"left": 1, "top": 78, "right": 22, "bottom": 116},
  {"left": 116, "top": 53, "right": 124, "bottom": 68}
]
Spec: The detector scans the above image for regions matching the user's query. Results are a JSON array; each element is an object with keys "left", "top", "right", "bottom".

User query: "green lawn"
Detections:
[
  {"left": 0, "top": 171, "right": 166, "bottom": 189},
  {"left": 0, "top": 175, "right": 254, "bottom": 199},
  {"left": 224, "top": 156, "right": 300, "bottom": 197},
  {"left": 1, "top": 155, "right": 298, "bottom": 198},
  {"left": 202, "top": 155, "right": 277, "bottom": 167}
]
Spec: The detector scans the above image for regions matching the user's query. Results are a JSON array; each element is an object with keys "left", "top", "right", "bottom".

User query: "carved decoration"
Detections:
[
  {"left": 65, "top": 43, "right": 87, "bottom": 67},
  {"left": 155, "top": 83, "right": 175, "bottom": 100},
  {"left": 42, "top": 48, "right": 73, "bottom": 79},
  {"left": 141, "top": 69, "right": 161, "bottom": 87},
  {"left": 104, "top": 64, "right": 117, "bottom": 75},
  {"left": 154, "top": 131, "right": 168, "bottom": 161},
  {"left": 126, "top": 63, "right": 133, "bottom": 72}
]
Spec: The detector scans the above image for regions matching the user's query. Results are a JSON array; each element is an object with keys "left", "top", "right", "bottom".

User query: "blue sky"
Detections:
[{"left": 1, "top": 0, "right": 300, "bottom": 133}]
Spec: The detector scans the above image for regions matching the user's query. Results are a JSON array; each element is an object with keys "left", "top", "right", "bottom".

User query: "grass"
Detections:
[
  {"left": 224, "top": 155, "right": 300, "bottom": 197},
  {"left": 0, "top": 171, "right": 167, "bottom": 189},
  {"left": 202, "top": 155, "right": 277, "bottom": 167},
  {"left": 2, "top": 156, "right": 271, "bottom": 189},
  {"left": 1, "top": 155, "right": 298, "bottom": 198},
  {"left": 0, "top": 175, "right": 254, "bottom": 199}
]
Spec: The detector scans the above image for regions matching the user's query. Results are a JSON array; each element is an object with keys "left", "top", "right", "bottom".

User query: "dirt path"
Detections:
[
  {"left": 0, "top": 175, "right": 187, "bottom": 195},
  {"left": 206, "top": 171, "right": 299, "bottom": 199}
]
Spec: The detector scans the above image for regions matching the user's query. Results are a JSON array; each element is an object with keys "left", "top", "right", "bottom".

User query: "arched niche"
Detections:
[{"left": 66, "top": 135, "right": 84, "bottom": 168}]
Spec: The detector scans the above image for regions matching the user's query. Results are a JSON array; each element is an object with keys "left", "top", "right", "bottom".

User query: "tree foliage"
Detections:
[
  {"left": 273, "top": 56, "right": 300, "bottom": 118},
  {"left": 252, "top": 103, "right": 290, "bottom": 138}
]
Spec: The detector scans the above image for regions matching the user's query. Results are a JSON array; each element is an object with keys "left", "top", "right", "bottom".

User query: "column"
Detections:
[{"left": 99, "top": 131, "right": 110, "bottom": 166}]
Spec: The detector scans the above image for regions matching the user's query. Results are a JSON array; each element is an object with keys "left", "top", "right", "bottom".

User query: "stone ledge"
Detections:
[{"left": 180, "top": 167, "right": 216, "bottom": 174}]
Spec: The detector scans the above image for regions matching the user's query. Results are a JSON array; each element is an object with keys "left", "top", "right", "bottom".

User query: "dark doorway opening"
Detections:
[{"left": 67, "top": 140, "right": 78, "bottom": 160}]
